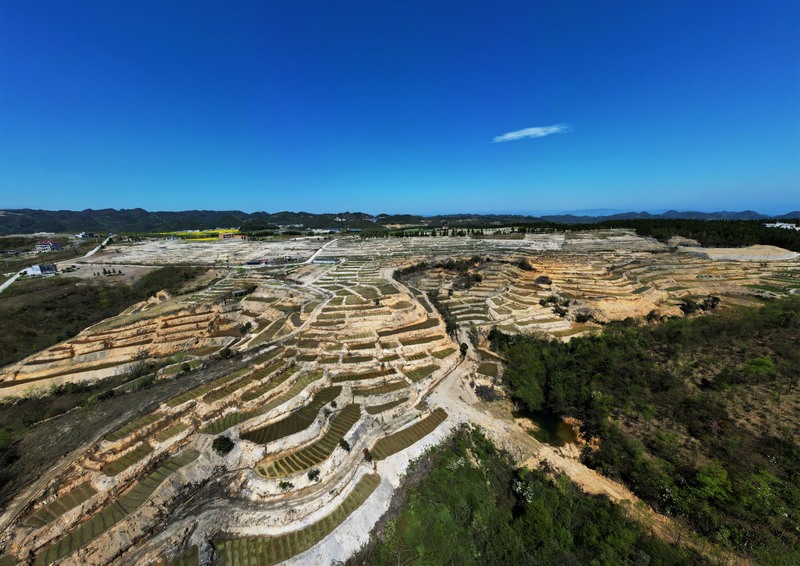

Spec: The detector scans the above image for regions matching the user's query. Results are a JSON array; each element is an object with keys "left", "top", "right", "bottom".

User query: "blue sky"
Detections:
[{"left": 1, "top": 1, "right": 798, "bottom": 215}]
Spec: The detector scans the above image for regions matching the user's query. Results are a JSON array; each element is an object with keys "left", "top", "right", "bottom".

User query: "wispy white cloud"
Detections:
[{"left": 491, "top": 123, "right": 571, "bottom": 143}]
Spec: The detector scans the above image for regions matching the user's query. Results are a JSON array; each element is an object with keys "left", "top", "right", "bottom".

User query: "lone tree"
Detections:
[
  {"left": 212, "top": 435, "right": 234, "bottom": 456},
  {"left": 460, "top": 342, "right": 469, "bottom": 357}
]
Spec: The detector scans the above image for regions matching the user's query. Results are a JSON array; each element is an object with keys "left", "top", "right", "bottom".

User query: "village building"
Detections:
[
  {"left": 23, "top": 264, "right": 58, "bottom": 277},
  {"left": 35, "top": 240, "right": 61, "bottom": 252},
  {"left": 763, "top": 222, "right": 799, "bottom": 230}
]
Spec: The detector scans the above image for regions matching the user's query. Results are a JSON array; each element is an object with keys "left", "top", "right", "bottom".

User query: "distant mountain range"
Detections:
[{"left": 0, "top": 208, "right": 798, "bottom": 235}]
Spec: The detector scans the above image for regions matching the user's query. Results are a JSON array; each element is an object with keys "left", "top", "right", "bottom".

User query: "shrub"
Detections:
[
  {"left": 212, "top": 435, "right": 234, "bottom": 455},
  {"left": 307, "top": 468, "right": 321, "bottom": 482},
  {"left": 339, "top": 439, "right": 351, "bottom": 452}
]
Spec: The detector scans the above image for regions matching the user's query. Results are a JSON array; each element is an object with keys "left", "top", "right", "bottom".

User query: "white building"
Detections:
[
  {"left": 764, "top": 222, "right": 799, "bottom": 230},
  {"left": 24, "top": 264, "right": 58, "bottom": 277}
]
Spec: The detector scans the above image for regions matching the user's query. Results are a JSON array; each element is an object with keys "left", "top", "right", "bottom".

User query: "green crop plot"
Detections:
[
  {"left": 257, "top": 404, "right": 361, "bottom": 478},
  {"left": 105, "top": 413, "right": 162, "bottom": 442},
  {"left": 404, "top": 351, "right": 427, "bottom": 361},
  {"left": 399, "top": 334, "right": 446, "bottom": 346},
  {"left": 242, "top": 387, "right": 341, "bottom": 445},
  {"left": 101, "top": 443, "right": 154, "bottom": 476},
  {"left": 366, "top": 397, "right": 409, "bottom": 415},
  {"left": 34, "top": 451, "right": 199, "bottom": 566},
  {"left": 331, "top": 368, "right": 394, "bottom": 384},
  {"left": 250, "top": 317, "right": 288, "bottom": 346},
  {"left": 214, "top": 473, "right": 380, "bottom": 566},
  {"left": 431, "top": 347, "right": 456, "bottom": 359},
  {"left": 23, "top": 482, "right": 97, "bottom": 528},
  {"left": 166, "top": 368, "right": 251, "bottom": 408},
  {"left": 204, "top": 370, "right": 322, "bottom": 435},
  {"left": 203, "top": 409, "right": 260, "bottom": 436},
  {"left": 476, "top": 362, "right": 498, "bottom": 377},
  {"left": 370, "top": 408, "right": 447, "bottom": 461},
  {"left": 352, "top": 381, "right": 407, "bottom": 396},
  {"left": 378, "top": 317, "right": 439, "bottom": 337},
  {"left": 155, "top": 422, "right": 189, "bottom": 443},
  {"left": 403, "top": 364, "right": 439, "bottom": 382},
  {"left": 240, "top": 366, "right": 297, "bottom": 402},
  {"left": 341, "top": 354, "right": 372, "bottom": 363}
]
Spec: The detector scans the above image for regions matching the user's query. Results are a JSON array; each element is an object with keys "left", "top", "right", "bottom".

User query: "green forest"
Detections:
[
  {"left": 350, "top": 426, "right": 703, "bottom": 565},
  {"left": 489, "top": 298, "right": 800, "bottom": 563}
]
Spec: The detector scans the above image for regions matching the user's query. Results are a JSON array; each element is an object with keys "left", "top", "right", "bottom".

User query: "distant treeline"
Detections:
[
  {"left": 3, "top": 207, "right": 799, "bottom": 240},
  {"left": 362, "top": 219, "right": 800, "bottom": 252},
  {"left": 573, "top": 219, "right": 800, "bottom": 251}
]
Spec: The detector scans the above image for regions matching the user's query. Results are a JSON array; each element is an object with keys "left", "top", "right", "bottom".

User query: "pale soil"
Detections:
[{"left": 680, "top": 244, "right": 799, "bottom": 261}]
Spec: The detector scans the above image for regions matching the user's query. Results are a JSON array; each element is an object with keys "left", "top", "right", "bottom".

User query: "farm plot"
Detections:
[
  {"left": 352, "top": 381, "right": 408, "bottom": 397},
  {"left": 366, "top": 397, "right": 409, "bottom": 415},
  {"left": 214, "top": 473, "right": 380, "bottom": 566},
  {"left": 242, "top": 386, "right": 341, "bottom": 445},
  {"left": 23, "top": 482, "right": 97, "bottom": 528},
  {"left": 403, "top": 364, "right": 439, "bottom": 382},
  {"left": 203, "top": 370, "right": 321, "bottom": 435},
  {"left": 105, "top": 413, "right": 162, "bottom": 442},
  {"left": 377, "top": 317, "right": 439, "bottom": 337},
  {"left": 155, "top": 422, "right": 189, "bottom": 443},
  {"left": 331, "top": 368, "right": 394, "bottom": 384},
  {"left": 166, "top": 368, "right": 252, "bottom": 408},
  {"left": 370, "top": 408, "right": 448, "bottom": 461},
  {"left": 476, "top": 362, "right": 499, "bottom": 378},
  {"left": 249, "top": 317, "right": 288, "bottom": 346},
  {"left": 257, "top": 404, "right": 361, "bottom": 478},
  {"left": 34, "top": 451, "right": 199, "bottom": 566},
  {"left": 399, "top": 334, "right": 446, "bottom": 346},
  {"left": 101, "top": 443, "right": 154, "bottom": 476},
  {"left": 239, "top": 366, "right": 297, "bottom": 402},
  {"left": 431, "top": 347, "right": 456, "bottom": 359},
  {"left": 404, "top": 351, "right": 428, "bottom": 361}
]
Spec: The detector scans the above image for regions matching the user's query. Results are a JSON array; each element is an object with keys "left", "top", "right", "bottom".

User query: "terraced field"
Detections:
[
  {"left": 7, "top": 232, "right": 792, "bottom": 566},
  {"left": 101, "top": 443, "right": 154, "bottom": 476},
  {"left": 213, "top": 473, "right": 381, "bottom": 565},
  {"left": 371, "top": 408, "right": 448, "bottom": 461},
  {"left": 33, "top": 451, "right": 199, "bottom": 565},
  {"left": 403, "top": 363, "right": 439, "bottom": 382},
  {"left": 22, "top": 483, "right": 97, "bottom": 528},
  {"left": 366, "top": 397, "right": 409, "bottom": 415},
  {"left": 242, "top": 386, "right": 341, "bottom": 444},
  {"left": 257, "top": 404, "right": 362, "bottom": 478}
]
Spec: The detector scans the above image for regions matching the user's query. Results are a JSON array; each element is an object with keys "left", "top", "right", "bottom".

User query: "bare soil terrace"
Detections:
[{"left": 0, "top": 230, "right": 795, "bottom": 565}]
